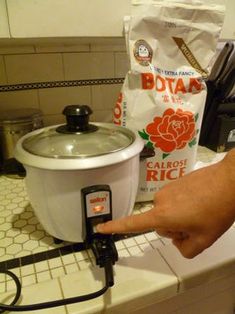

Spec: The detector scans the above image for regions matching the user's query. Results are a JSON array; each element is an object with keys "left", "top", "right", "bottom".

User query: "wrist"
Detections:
[
  {"left": 220, "top": 149, "right": 235, "bottom": 216},
  {"left": 222, "top": 149, "right": 235, "bottom": 181}
]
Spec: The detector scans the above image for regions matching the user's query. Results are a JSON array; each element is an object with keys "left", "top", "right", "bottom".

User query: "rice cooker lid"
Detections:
[{"left": 22, "top": 105, "right": 134, "bottom": 159}]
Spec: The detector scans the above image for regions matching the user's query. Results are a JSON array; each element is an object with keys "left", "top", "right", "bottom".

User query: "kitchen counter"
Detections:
[{"left": 0, "top": 146, "right": 235, "bottom": 314}]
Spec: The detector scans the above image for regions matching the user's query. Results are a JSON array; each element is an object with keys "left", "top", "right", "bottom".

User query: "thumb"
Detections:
[
  {"left": 96, "top": 210, "right": 157, "bottom": 234},
  {"left": 172, "top": 236, "right": 205, "bottom": 259}
]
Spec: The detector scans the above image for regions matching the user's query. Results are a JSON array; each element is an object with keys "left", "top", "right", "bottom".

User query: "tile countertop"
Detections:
[{"left": 0, "top": 146, "right": 235, "bottom": 314}]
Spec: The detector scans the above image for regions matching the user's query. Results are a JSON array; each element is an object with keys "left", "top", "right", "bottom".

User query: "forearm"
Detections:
[
  {"left": 222, "top": 148, "right": 235, "bottom": 181},
  {"left": 215, "top": 148, "right": 235, "bottom": 222}
]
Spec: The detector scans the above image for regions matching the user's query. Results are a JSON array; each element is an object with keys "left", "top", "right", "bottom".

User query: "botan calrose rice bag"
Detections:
[{"left": 113, "top": 0, "right": 225, "bottom": 202}]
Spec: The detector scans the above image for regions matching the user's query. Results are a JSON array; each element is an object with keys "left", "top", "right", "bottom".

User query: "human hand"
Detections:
[{"left": 97, "top": 151, "right": 235, "bottom": 258}]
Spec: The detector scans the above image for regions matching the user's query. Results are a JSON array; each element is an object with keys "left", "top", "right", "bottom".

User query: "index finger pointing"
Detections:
[{"left": 96, "top": 210, "right": 156, "bottom": 234}]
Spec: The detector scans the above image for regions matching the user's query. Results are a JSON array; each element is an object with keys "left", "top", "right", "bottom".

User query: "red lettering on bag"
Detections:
[
  {"left": 113, "top": 93, "right": 123, "bottom": 125},
  {"left": 141, "top": 73, "right": 155, "bottom": 89},
  {"left": 156, "top": 75, "right": 166, "bottom": 92},
  {"left": 141, "top": 73, "right": 202, "bottom": 94}
]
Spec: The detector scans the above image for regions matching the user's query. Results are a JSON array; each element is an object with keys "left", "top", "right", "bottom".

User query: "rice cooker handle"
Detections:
[{"left": 56, "top": 104, "right": 98, "bottom": 134}]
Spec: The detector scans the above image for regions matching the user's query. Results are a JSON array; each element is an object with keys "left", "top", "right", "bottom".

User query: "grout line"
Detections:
[
  {"left": 157, "top": 248, "right": 181, "bottom": 293},
  {"left": 57, "top": 277, "right": 69, "bottom": 314},
  {"left": 61, "top": 52, "right": 66, "bottom": 80}
]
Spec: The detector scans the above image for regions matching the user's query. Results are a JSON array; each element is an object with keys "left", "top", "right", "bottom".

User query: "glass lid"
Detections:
[{"left": 22, "top": 105, "right": 134, "bottom": 159}]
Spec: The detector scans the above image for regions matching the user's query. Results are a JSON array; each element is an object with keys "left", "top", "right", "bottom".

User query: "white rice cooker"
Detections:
[{"left": 14, "top": 105, "right": 144, "bottom": 243}]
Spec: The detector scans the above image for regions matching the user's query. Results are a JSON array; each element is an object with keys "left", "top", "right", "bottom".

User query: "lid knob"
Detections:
[{"left": 56, "top": 105, "right": 98, "bottom": 134}]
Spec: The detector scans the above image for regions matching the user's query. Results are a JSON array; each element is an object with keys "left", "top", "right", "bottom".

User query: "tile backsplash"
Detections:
[
  {"left": 0, "top": 39, "right": 128, "bottom": 125},
  {"left": 0, "top": 38, "right": 229, "bottom": 126}
]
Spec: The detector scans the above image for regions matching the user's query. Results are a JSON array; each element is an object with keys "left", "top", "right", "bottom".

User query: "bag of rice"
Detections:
[{"left": 113, "top": 0, "right": 225, "bottom": 202}]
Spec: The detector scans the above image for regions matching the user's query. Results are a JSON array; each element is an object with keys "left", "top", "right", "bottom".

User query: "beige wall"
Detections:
[{"left": 0, "top": 39, "right": 129, "bottom": 126}]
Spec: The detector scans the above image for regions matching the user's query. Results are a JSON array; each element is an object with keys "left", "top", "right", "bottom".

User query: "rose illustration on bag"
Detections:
[{"left": 139, "top": 108, "right": 198, "bottom": 158}]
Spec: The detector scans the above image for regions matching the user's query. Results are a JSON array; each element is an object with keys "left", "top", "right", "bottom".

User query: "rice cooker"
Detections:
[{"left": 14, "top": 105, "right": 144, "bottom": 243}]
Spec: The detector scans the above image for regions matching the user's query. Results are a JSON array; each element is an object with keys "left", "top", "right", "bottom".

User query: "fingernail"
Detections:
[{"left": 96, "top": 223, "right": 104, "bottom": 232}]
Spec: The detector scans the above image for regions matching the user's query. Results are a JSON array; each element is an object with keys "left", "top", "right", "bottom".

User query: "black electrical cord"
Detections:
[
  {"left": 0, "top": 270, "right": 22, "bottom": 314},
  {"left": 0, "top": 259, "right": 113, "bottom": 312}
]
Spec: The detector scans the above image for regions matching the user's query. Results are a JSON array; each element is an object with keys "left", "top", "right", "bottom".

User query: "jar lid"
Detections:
[
  {"left": 0, "top": 108, "right": 43, "bottom": 125},
  {"left": 21, "top": 105, "right": 134, "bottom": 159}
]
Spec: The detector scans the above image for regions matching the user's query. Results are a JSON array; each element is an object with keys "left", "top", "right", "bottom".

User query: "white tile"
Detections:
[
  {"left": 91, "top": 84, "right": 121, "bottom": 110},
  {"left": 90, "top": 39, "right": 126, "bottom": 52},
  {"left": 21, "top": 274, "right": 37, "bottom": 287},
  {"left": 50, "top": 267, "right": 65, "bottom": 278},
  {"left": 132, "top": 273, "right": 235, "bottom": 314},
  {"left": 0, "top": 55, "right": 7, "bottom": 84},
  {"left": 74, "top": 250, "right": 88, "bottom": 262},
  {"left": 128, "top": 246, "right": 142, "bottom": 256},
  {"left": 35, "top": 43, "right": 90, "bottom": 53},
  {"left": 36, "top": 270, "right": 51, "bottom": 283},
  {"left": 42, "top": 114, "right": 65, "bottom": 126},
  {"left": 0, "top": 281, "right": 6, "bottom": 293},
  {"left": 64, "top": 263, "right": 79, "bottom": 275},
  {"left": 5, "top": 229, "right": 22, "bottom": 240},
  {"left": 150, "top": 239, "right": 165, "bottom": 250},
  {"left": 35, "top": 260, "right": 49, "bottom": 273},
  {"left": 118, "top": 248, "right": 131, "bottom": 258},
  {"left": 63, "top": 52, "right": 115, "bottom": 80},
  {"left": 0, "top": 254, "right": 12, "bottom": 262},
  {"left": 78, "top": 260, "right": 92, "bottom": 271},
  {"left": 134, "top": 235, "right": 147, "bottom": 244},
  {"left": 8, "top": 268, "right": 20, "bottom": 278},
  {"left": 139, "top": 242, "right": 154, "bottom": 252},
  {"left": 60, "top": 249, "right": 178, "bottom": 314},
  {"left": 160, "top": 237, "right": 172, "bottom": 245},
  {"left": 158, "top": 228, "right": 235, "bottom": 292},
  {"left": 0, "top": 90, "right": 39, "bottom": 112},
  {"left": 6, "top": 244, "right": 22, "bottom": 256},
  {"left": 145, "top": 232, "right": 159, "bottom": 242},
  {"left": 38, "top": 86, "right": 91, "bottom": 115},
  {"left": 0, "top": 278, "right": 66, "bottom": 313},
  {"left": 174, "top": 284, "right": 235, "bottom": 314},
  {"left": 92, "top": 109, "right": 113, "bottom": 123},
  {"left": 5, "top": 53, "right": 64, "bottom": 84},
  {"left": 123, "top": 238, "right": 137, "bottom": 248},
  {"left": 21, "top": 225, "right": 36, "bottom": 235},
  {"left": 115, "top": 52, "right": 129, "bottom": 77},
  {"left": 1, "top": 222, "right": 12, "bottom": 233},
  {"left": 173, "top": 273, "right": 235, "bottom": 312},
  {"left": 15, "top": 250, "right": 30, "bottom": 258},
  {"left": 6, "top": 279, "right": 17, "bottom": 291},
  {"left": 48, "top": 257, "right": 63, "bottom": 269},
  {"left": 0, "top": 45, "right": 35, "bottom": 55},
  {"left": 115, "top": 240, "right": 125, "bottom": 250},
  {"left": 61, "top": 253, "right": 76, "bottom": 265},
  {"left": 0, "top": 272, "right": 6, "bottom": 283},
  {"left": 20, "top": 264, "right": 35, "bottom": 276},
  {"left": 23, "top": 239, "right": 38, "bottom": 251}
]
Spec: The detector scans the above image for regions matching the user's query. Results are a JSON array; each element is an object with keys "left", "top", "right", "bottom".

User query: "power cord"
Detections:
[
  {"left": 0, "top": 258, "right": 113, "bottom": 312},
  {"left": 0, "top": 270, "right": 22, "bottom": 313}
]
